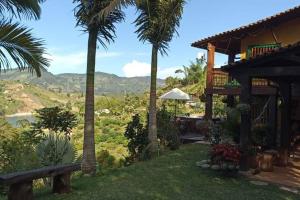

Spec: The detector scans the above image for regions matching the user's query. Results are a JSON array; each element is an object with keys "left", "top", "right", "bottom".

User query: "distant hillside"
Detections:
[
  {"left": 0, "top": 70, "right": 165, "bottom": 95},
  {"left": 0, "top": 80, "right": 69, "bottom": 115}
]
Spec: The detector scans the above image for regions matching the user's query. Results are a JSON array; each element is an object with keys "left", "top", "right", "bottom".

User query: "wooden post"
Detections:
[
  {"left": 8, "top": 181, "right": 33, "bottom": 200},
  {"left": 239, "top": 75, "right": 252, "bottom": 171},
  {"left": 268, "top": 95, "right": 278, "bottom": 148},
  {"left": 205, "top": 43, "right": 215, "bottom": 120},
  {"left": 278, "top": 82, "right": 291, "bottom": 166},
  {"left": 52, "top": 173, "right": 71, "bottom": 194},
  {"left": 227, "top": 53, "right": 235, "bottom": 107}
]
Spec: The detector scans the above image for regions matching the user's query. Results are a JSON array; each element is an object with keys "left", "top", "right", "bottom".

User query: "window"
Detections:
[{"left": 247, "top": 43, "right": 281, "bottom": 58}]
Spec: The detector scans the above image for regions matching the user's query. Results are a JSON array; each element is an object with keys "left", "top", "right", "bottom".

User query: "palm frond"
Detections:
[
  {"left": 0, "top": 22, "right": 50, "bottom": 77},
  {"left": 74, "top": 0, "right": 125, "bottom": 48},
  {"left": 0, "top": 0, "right": 44, "bottom": 20},
  {"left": 100, "top": 0, "right": 134, "bottom": 17},
  {"left": 134, "top": 0, "right": 186, "bottom": 55}
]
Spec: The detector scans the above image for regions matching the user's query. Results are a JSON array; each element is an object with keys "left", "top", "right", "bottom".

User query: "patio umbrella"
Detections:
[{"left": 159, "top": 88, "right": 190, "bottom": 116}]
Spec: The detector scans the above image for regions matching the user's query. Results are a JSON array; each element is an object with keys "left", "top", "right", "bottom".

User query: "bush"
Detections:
[
  {"left": 36, "top": 134, "right": 76, "bottom": 166},
  {"left": 209, "top": 122, "right": 222, "bottom": 145},
  {"left": 96, "top": 150, "right": 116, "bottom": 169},
  {"left": 157, "top": 107, "right": 180, "bottom": 150},
  {"left": 0, "top": 118, "right": 40, "bottom": 174},
  {"left": 252, "top": 124, "right": 272, "bottom": 149},
  {"left": 222, "top": 107, "right": 240, "bottom": 144},
  {"left": 124, "top": 114, "right": 150, "bottom": 162},
  {"left": 210, "top": 144, "right": 241, "bottom": 174}
]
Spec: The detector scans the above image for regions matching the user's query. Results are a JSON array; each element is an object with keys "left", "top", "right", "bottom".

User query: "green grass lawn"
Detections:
[{"left": 3, "top": 144, "right": 299, "bottom": 200}]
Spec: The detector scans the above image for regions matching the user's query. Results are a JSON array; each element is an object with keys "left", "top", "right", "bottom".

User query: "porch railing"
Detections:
[{"left": 212, "top": 69, "right": 269, "bottom": 89}]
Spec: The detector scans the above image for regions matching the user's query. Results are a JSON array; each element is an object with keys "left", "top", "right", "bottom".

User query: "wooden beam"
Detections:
[
  {"left": 227, "top": 53, "right": 236, "bottom": 107},
  {"left": 278, "top": 81, "right": 291, "bottom": 166},
  {"left": 206, "top": 86, "right": 277, "bottom": 96},
  {"left": 239, "top": 75, "right": 252, "bottom": 171},
  {"left": 205, "top": 43, "right": 215, "bottom": 120},
  {"left": 231, "top": 66, "right": 300, "bottom": 78},
  {"left": 268, "top": 95, "right": 278, "bottom": 148}
]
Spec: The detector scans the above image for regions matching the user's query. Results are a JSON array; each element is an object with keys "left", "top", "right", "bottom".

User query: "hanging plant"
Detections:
[{"left": 236, "top": 103, "right": 251, "bottom": 114}]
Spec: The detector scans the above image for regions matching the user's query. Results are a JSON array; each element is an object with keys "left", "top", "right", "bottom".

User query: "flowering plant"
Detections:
[{"left": 210, "top": 144, "right": 241, "bottom": 166}]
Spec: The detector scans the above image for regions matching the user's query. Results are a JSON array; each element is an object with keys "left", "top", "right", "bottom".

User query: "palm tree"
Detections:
[
  {"left": 73, "top": 0, "right": 124, "bottom": 175},
  {"left": 0, "top": 0, "right": 49, "bottom": 77},
  {"left": 134, "top": 0, "right": 186, "bottom": 153}
]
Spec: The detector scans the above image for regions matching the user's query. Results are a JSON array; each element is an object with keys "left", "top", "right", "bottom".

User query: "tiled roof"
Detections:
[
  {"left": 222, "top": 41, "right": 300, "bottom": 70},
  {"left": 192, "top": 5, "right": 300, "bottom": 52}
]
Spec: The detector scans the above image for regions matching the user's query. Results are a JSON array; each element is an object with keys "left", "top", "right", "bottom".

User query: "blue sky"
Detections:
[{"left": 23, "top": 0, "right": 300, "bottom": 78}]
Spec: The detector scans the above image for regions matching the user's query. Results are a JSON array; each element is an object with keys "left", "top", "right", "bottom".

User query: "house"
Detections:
[{"left": 192, "top": 5, "right": 300, "bottom": 171}]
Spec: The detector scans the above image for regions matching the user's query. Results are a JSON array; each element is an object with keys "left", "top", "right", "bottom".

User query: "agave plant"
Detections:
[{"left": 36, "top": 133, "right": 77, "bottom": 166}]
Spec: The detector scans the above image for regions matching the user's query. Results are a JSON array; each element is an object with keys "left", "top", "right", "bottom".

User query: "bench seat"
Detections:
[{"left": 0, "top": 163, "right": 81, "bottom": 200}]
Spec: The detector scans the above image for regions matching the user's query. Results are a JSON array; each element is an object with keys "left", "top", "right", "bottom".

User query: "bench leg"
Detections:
[
  {"left": 8, "top": 180, "right": 33, "bottom": 200},
  {"left": 52, "top": 173, "right": 71, "bottom": 194}
]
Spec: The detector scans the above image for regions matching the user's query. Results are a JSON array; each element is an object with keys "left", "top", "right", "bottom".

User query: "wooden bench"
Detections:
[{"left": 0, "top": 163, "right": 81, "bottom": 200}]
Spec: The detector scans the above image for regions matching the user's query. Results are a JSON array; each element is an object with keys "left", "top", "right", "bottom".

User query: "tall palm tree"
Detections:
[
  {"left": 134, "top": 0, "right": 186, "bottom": 153},
  {"left": 0, "top": 0, "right": 49, "bottom": 77},
  {"left": 74, "top": 0, "right": 124, "bottom": 175}
]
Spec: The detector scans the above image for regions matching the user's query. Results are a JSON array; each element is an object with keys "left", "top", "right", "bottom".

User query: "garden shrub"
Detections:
[
  {"left": 251, "top": 123, "right": 272, "bottom": 149},
  {"left": 96, "top": 150, "right": 116, "bottom": 169},
  {"left": 157, "top": 107, "right": 180, "bottom": 150},
  {"left": 222, "top": 107, "right": 241, "bottom": 144},
  {"left": 36, "top": 134, "right": 77, "bottom": 166},
  {"left": 209, "top": 144, "right": 241, "bottom": 174},
  {"left": 32, "top": 107, "right": 78, "bottom": 166},
  {"left": 124, "top": 114, "right": 150, "bottom": 162},
  {"left": 0, "top": 118, "right": 40, "bottom": 174}
]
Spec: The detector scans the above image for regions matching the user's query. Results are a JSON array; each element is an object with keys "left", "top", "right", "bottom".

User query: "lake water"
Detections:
[{"left": 5, "top": 114, "right": 36, "bottom": 127}]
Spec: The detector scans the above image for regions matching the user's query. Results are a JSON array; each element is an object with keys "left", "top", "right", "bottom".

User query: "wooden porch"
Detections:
[
  {"left": 242, "top": 153, "right": 300, "bottom": 189},
  {"left": 223, "top": 42, "right": 300, "bottom": 171}
]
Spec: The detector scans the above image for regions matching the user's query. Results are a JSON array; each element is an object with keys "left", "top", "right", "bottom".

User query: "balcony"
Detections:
[{"left": 207, "top": 68, "right": 276, "bottom": 95}]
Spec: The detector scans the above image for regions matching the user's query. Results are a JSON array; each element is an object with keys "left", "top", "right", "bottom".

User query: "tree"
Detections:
[
  {"left": 176, "top": 57, "right": 206, "bottom": 86},
  {"left": 134, "top": 0, "right": 186, "bottom": 153},
  {"left": 0, "top": 0, "right": 49, "bottom": 77},
  {"left": 74, "top": 0, "right": 124, "bottom": 175}
]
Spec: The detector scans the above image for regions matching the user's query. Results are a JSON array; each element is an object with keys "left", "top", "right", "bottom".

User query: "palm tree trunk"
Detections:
[
  {"left": 148, "top": 45, "right": 158, "bottom": 153},
  {"left": 82, "top": 28, "right": 97, "bottom": 175}
]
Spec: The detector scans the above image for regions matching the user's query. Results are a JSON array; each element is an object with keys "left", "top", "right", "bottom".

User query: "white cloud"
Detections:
[
  {"left": 46, "top": 50, "right": 122, "bottom": 74},
  {"left": 122, "top": 60, "right": 183, "bottom": 79},
  {"left": 122, "top": 60, "right": 151, "bottom": 77},
  {"left": 158, "top": 66, "right": 182, "bottom": 79}
]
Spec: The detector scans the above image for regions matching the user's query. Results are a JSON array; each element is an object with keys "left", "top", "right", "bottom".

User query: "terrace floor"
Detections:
[{"left": 242, "top": 154, "right": 300, "bottom": 189}]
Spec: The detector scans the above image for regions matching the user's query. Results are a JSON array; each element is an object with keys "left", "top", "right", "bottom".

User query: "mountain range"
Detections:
[{"left": 0, "top": 70, "right": 165, "bottom": 95}]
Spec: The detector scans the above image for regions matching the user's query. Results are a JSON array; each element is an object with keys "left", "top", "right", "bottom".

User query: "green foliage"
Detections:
[
  {"left": 36, "top": 134, "right": 76, "bottom": 166},
  {"left": 134, "top": 0, "right": 186, "bottom": 55},
  {"left": 175, "top": 57, "right": 206, "bottom": 88},
  {"left": 0, "top": 118, "right": 40, "bottom": 173},
  {"left": 157, "top": 106, "right": 180, "bottom": 150},
  {"left": 251, "top": 124, "right": 272, "bottom": 149},
  {"left": 18, "top": 144, "right": 299, "bottom": 200},
  {"left": 34, "top": 106, "right": 78, "bottom": 137},
  {"left": 224, "top": 80, "right": 240, "bottom": 88},
  {"left": 74, "top": 0, "right": 125, "bottom": 48},
  {"left": 30, "top": 107, "right": 78, "bottom": 166},
  {"left": 96, "top": 150, "right": 124, "bottom": 169},
  {"left": 124, "top": 114, "right": 149, "bottom": 162},
  {"left": 209, "top": 122, "right": 222, "bottom": 145},
  {"left": 222, "top": 107, "right": 241, "bottom": 144}
]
